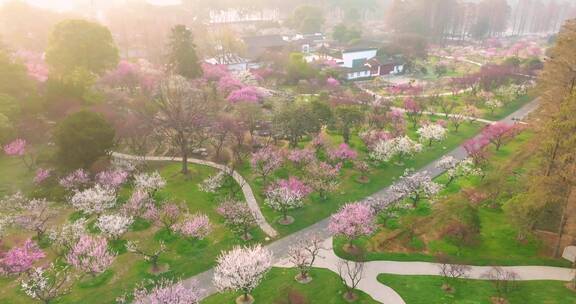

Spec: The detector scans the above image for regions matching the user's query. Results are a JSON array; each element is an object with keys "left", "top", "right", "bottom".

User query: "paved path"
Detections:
[
  {"left": 131, "top": 98, "right": 544, "bottom": 303},
  {"left": 275, "top": 237, "right": 574, "bottom": 304},
  {"left": 111, "top": 152, "right": 278, "bottom": 238}
]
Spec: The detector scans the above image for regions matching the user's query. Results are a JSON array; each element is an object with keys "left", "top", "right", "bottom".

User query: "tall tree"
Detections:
[
  {"left": 153, "top": 76, "right": 212, "bottom": 174},
  {"left": 167, "top": 25, "right": 202, "bottom": 79},
  {"left": 46, "top": 19, "right": 119, "bottom": 76},
  {"left": 522, "top": 20, "right": 576, "bottom": 257}
]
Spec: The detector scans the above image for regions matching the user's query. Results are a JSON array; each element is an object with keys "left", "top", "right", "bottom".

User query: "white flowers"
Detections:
[
  {"left": 213, "top": 245, "right": 273, "bottom": 296},
  {"left": 96, "top": 214, "right": 134, "bottom": 239},
  {"left": 198, "top": 171, "right": 225, "bottom": 193},
  {"left": 436, "top": 156, "right": 482, "bottom": 184},
  {"left": 70, "top": 185, "right": 116, "bottom": 215},
  {"left": 134, "top": 171, "right": 166, "bottom": 194},
  {"left": 370, "top": 136, "right": 423, "bottom": 162},
  {"left": 417, "top": 124, "right": 447, "bottom": 145}
]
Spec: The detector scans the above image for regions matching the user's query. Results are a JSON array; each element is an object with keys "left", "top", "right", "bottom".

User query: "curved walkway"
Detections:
[
  {"left": 275, "top": 237, "right": 574, "bottom": 304},
  {"left": 137, "top": 98, "right": 543, "bottom": 303},
  {"left": 111, "top": 152, "right": 278, "bottom": 238}
]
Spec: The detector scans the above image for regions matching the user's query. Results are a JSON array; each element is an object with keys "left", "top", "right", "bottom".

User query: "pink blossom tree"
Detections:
[
  {"left": 482, "top": 122, "right": 516, "bottom": 151},
  {"left": 463, "top": 136, "right": 490, "bottom": 164},
  {"left": 175, "top": 213, "right": 212, "bottom": 240},
  {"left": 213, "top": 245, "right": 273, "bottom": 304},
  {"left": 143, "top": 203, "right": 181, "bottom": 232},
  {"left": 133, "top": 278, "right": 202, "bottom": 304},
  {"left": 12, "top": 198, "right": 57, "bottom": 240},
  {"left": 287, "top": 148, "right": 316, "bottom": 168},
  {"left": 326, "top": 77, "right": 340, "bottom": 89},
  {"left": 95, "top": 169, "right": 129, "bottom": 190},
  {"left": 288, "top": 234, "right": 323, "bottom": 282},
  {"left": 33, "top": 168, "right": 52, "bottom": 184},
  {"left": 216, "top": 200, "right": 256, "bottom": 240},
  {"left": 250, "top": 147, "right": 284, "bottom": 183},
  {"left": 202, "top": 63, "right": 229, "bottom": 82},
  {"left": 227, "top": 86, "right": 264, "bottom": 103},
  {"left": 66, "top": 235, "right": 115, "bottom": 276},
  {"left": 218, "top": 75, "right": 243, "bottom": 95},
  {"left": 328, "top": 203, "right": 376, "bottom": 250},
  {"left": 265, "top": 177, "right": 312, "bottom": 224},
  {"left": 59, "top": 169, "right": 91, "bottom": 191},
  {"left": 305, "top": 161, "right": 341, "bottom": 200},
  {"left": 3, "top": 138, "right": 34, "bottom": 170},
  {"left": 20, "top": 264, "right": 76, "bottom": 304},
  {"left": 390, "top": 170, "right": 442, "bottom": 208},
  {"left": 404, "top": 97, "right": 424, "bottom": 128},
  {"left": 328, "top": 143, "right": 358, "bottom": 163},
  {"left": 0, "top": 239, "right": 45, "bottom": 276}
]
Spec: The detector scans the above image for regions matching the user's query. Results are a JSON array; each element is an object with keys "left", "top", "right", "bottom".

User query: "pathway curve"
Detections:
[
  {"left": 137, "top": 98, "right": 543, "bottom": 303},
  {"left": 275, "top": 237, "right": 574, "bottom": 304},
  {"left": 111, "top": 152, "right": 278, "bottom": 238}
]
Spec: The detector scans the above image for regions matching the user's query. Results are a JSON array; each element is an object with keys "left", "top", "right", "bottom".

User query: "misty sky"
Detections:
[{"left": 0, "top": 0, "right": 182, "bottom": 12}]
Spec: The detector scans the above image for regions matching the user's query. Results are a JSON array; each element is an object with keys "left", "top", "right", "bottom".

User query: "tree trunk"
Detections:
[
  {"left": 553, "top": 198, "right": 569, "bottom": 257},
  {"left": 182, "top": 150, "right": 189, "bottom": 175}
]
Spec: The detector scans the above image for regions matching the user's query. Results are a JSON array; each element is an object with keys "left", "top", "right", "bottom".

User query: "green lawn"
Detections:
[
  {"left": 0, "top": 162, "right": 267, "bottom": 304},
  {"left": 239, "top": 119, "right": 483, "bottom": 237},
  {"left": 377, "top": 274, "right": 576, "bottom": 304},
  {"left": 0, "top": 155, "right": 33, "bottom": 197},
  {"left": 334, "top": 132, "right": 570, "bottom": 268},
  {"left": 202, "top": 268, "right": 379, "bottom": 304}
]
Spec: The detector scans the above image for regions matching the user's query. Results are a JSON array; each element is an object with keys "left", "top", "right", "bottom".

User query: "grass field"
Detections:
[
  {"left": 202, "top": 268, "right": 379, "bottom": 304},
  {"left": 378, "top": 274, "right": 576, "bottom": 304}
]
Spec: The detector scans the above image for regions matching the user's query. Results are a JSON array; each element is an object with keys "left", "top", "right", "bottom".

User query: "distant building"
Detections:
[
  {"left": 242, "top": 35, "right": 289, "bottom": 60},
  {"left": 338, "top": 47, "right": 405, "bottom": 80},
  {"left": 205, "top": 53, "right": 250, "bottom": 72}
]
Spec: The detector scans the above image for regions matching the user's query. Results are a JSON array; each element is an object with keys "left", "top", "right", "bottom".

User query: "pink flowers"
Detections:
[
  {"left": 463, "top": 136, "right": 490, "bottom": 164},
  {"left": 250, "top": 147, "right": 284, "bottom": 183},
  {"left": 202, "top": 63, "right": 229, "bottom": 82},
  {"left": 218, "top": 75, "right": 243, "bottom": 94},
  {"left": 33, "top": 168, "right": 52, "bottom": 184},
  {"left": 328, "top": 143, "right": 358, "bottom": 162},
  {"left": 59, "top": 169, "right": 91, "bottom": 190},
  {"left": 326, "top": 77, "right": 340, "bottom": 88},
  {"left": 360, "top": 130, "right": 393, "bottom": 149},
  {"left": 403, "top": 97, "right": 420, "bottom": 113},
  {"left": 96, "top": 169, "right": 129, "bottom": 190},
  {"left": 0, "top": 240, "right": 45, "bottom": 275},
  {"left": 265, "top": 177, "right": 312, "bottom": 222},
  {"left": 176, "top": 214, "right": 212, "bottom": 240},
  {"left": 227, "top": 86, "right": 264, "bottom": 103},
  {"left": 328, "top": 203, "right": 376, "bottom": 243},
  {"left": 66, "top": 235, "right": 115, "bottom": 275},
  {"left": 3, "top": 138, "right": 26, "bottom": 156},
  {"left": 481, "top": 122, "right": 517, "bottom": 151},
  {"left": 133, "top": 279, "right": 202, "bottom": 304},
  {"left": 287, "top": 148, "right": 316, "bottom": 166}
]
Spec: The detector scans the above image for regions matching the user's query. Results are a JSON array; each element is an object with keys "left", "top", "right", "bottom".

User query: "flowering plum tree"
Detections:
[
  {"left": 329, "top": 203, "right": 375, "bottom": 250},
  {"left": 198, "top": 171, "right": 225, "bottom": 193},
  {"left": 326, "top": 77, "right": 340, "bottom": 88},
  {"left": 305, "top": 161, "right": 341, "bottom": 200},
  {"left": 134, "top": 171, "right": 166, "bottom": 196},
  {"left": 3, "top": 138, "right": 35, "bottom": 170},
  {"left": 48, "top": 219, "right": 87, "bottom": 257},
  {"left": 328, "top": 143, "right": 358, "bottom": 163},
  {"left": 288, "top": 234, "right": 323, "bottom": 282},
  {"left": 213, "top": 245, "right": 272, "bottom": 303},
  {"left": 96, "top": 169, "right": 129, "bottom": 190},
  {"left": 390, "top": 170, "right": 442, "bottom": 208},
  {"left": 436, "top": 156, "right": 483, "bottom": 185},
  {"left": 216, "top": 200, "right": 256, "bottom": 240},
  {"left": 144, "top": 203, "right": 181, "bottom": 231},
  {"left": 417, "top": 123, "right": 447, "bottom": 146},
  {"left": 121, "top": 189, "right": 153, "bottom": 218},
  {"left": 265, "top": 177, "right": 312, "bottom": 224},
  {"left": 33, "top": 168, "right": 52, "bottom": 184},
  {"left": 12, "top": 198, "right": 57, "bottom": 240},
  {"left": 202, "top": 63, "right": 228, "bottom": 82},
  {"left": 227, "top": 86, "right": 264, "bottom": 103},
  {"left": 404, "top": 97, "right": 424, "bottom": 128},
  {"left": 96, "top": 214, "right": 134, "bottom": 239},
  {"left": 59, "top": 169, "right": 91, "bottom": 190},
  {"left": 218, "top": 75, "right": 243, "bottom": 95},
  {"left": 0, "top": 240, "right": 45, "bottom": 276},
  {"left": 250, "top": 147, "right": 284, "bottom": 183},
  {"left": 66, "top": 235, "right": 115, "bottom": 276},
  {"left": 133, "top": 278, "right": 202, "bottom": 304},
  {"left": 20, "top": 264, "right": 76, "bottom": 304},
  {"left": 463, "top": 137, "right": 490, "bottom": 164},
  {"left": 370, "top": 136, "right": 422, "bottom": 163},
  {"left": 360, "top": 130, "right": 393, "bottom": 149},
  {"left": 482, "top": 122, "right": 516, "bottom": 151},
  {"left": 70, "top": 185, "right": 116, "bottom": 215},
  {"left": 176, "top": 213, "right": 212, "bottom": 240},
  {"left": 126, "top": 240, "right": 167, "bottom": 273},
  {"left": 287, "top": 148, "right": 316, "bottom": 168},
  {"left": 485, "top": 99, "right": 503, "bottom": 115}
]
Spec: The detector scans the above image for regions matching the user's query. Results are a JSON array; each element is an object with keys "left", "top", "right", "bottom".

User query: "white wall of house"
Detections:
[
  {"left": 346, "top": 70, "right": 371, "bottom": 80},
  {"left": 342, "top": 49, "right": 378, "bottom": 68}
]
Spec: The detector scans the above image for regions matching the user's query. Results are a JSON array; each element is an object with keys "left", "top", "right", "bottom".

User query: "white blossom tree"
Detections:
[
  {"left": 213, "top": 245, "right": 273, "bottom": 303},
  {"left": 69, "top": 185, "right": 116, "bottom": 215},
  {"left": 133, "top": 171, "right": 166, "bottom": 196},
  {"left": 48, "top": 219, "right": 88, "bottom": 257},
  {"left": 20, "top": 264, "right": 76, "bottom": 304},
  {"left": 435, "top": 156, "right": 482, "bottom": 185},
  {"left": 288, "top": 234, "right": 323, "bottom": 283},
  {"left": 132, "top": 278, "right": 202, "bottom": 304},
  {"left": 370, "top": 136, "right": 422, "bottom": 163},
  {"left": 198, "top": 171, "right": 225, "bottom": 193},
  {"left": 390, "top": 170, "right": 442, "bottom": 208},
  {"left": 96, "top": 214, "right": 134, "bottom": 240},
  {"left": 417, "top": 123, "right": 447, "bottom": 146}
]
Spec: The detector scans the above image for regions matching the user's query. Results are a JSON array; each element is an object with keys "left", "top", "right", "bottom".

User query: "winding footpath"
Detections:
[
  {"left": 111, "top": 152, "right": 278, "bottom": 238},
  {"left": 125, "top": 98, "right": 569, "bottom": 304}
]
